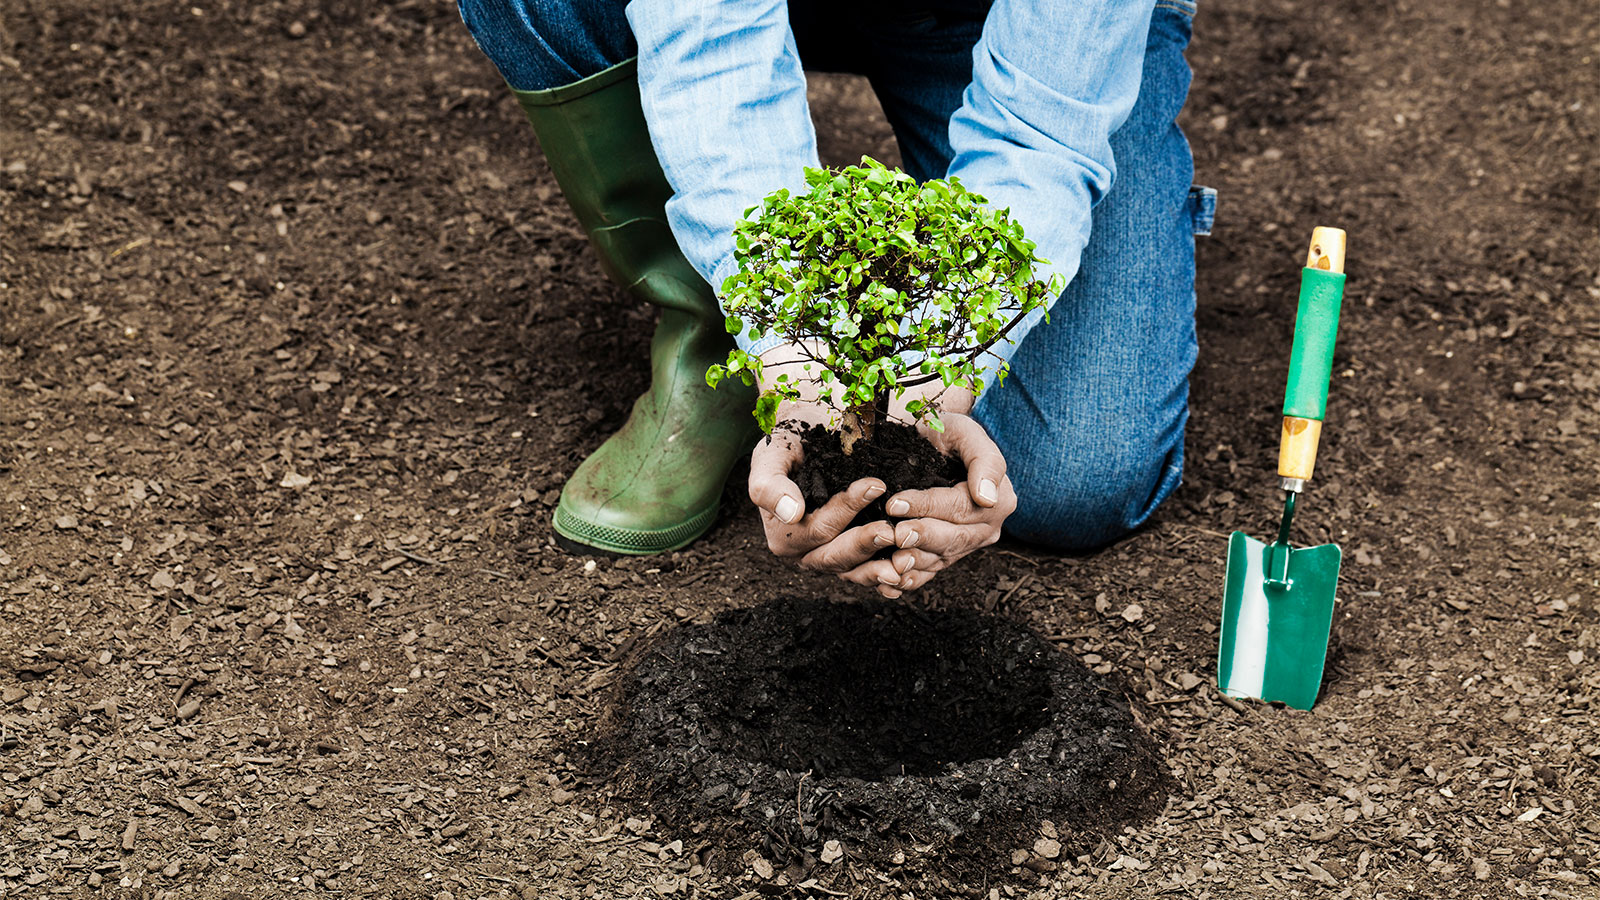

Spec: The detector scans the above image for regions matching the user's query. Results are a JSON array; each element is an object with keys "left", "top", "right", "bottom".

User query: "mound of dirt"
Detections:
[{"left": 589, "top": 597, "right": 1169, "bottom": 882}]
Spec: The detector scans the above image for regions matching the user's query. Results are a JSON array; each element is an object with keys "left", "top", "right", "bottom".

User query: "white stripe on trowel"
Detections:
[{"left": 1225, "top": 545, "right": 1269, "bottom": 698}]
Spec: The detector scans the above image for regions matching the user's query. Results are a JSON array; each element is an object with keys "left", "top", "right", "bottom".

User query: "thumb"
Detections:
[
  {"left": 945, "top": 415, "right": 1006, "bottom": 508},
  {"left": 748, "top": 432, "right": 805, "bottom": 523}
]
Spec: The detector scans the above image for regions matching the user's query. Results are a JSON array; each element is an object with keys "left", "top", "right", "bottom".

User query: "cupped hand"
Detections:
[
  {"left": 852, "top": 411, "right": 1017, "bottom": 599},
  {"left": 747, "top": 403, "right": 907, "bottom": 589},
  {"left": 745, "top": 343, "right": 1014, "bottom": 597}
]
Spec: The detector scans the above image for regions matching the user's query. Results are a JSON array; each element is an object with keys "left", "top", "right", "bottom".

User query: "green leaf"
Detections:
[{"left": 753, "top": 392, "right": 780, "bottom": 434}]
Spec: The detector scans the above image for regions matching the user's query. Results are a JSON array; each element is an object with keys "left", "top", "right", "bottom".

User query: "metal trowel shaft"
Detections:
[{"left": 1275, "top": 490, "right": 1297, "bottom": 546}]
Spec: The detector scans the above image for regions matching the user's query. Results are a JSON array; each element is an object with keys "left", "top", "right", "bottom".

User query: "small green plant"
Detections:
[{"left": 706, "top": 157, "right": 1060, "bottom": 453}]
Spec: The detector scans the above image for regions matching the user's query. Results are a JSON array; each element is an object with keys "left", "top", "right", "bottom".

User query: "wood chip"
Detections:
[{"left": 819, "top": 840, "right": 842, "bottom": 864}]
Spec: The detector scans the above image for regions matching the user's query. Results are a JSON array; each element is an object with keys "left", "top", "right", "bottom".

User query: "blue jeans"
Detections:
[{"left": 459, "top": 0, "right": 1214, "bottom": 550}]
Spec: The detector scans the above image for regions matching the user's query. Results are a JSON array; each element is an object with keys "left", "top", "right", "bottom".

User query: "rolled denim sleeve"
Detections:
[
  {"left": 946, "top": 0, "right": 1154, "bottom": 393},
  {"left": 627, "top": 0, "right": 819, "bottom": 357}
]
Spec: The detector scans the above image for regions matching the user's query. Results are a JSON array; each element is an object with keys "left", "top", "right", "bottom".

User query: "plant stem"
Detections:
[{"left": 898, "top": 306, "right": 1035, "bottom": 391}]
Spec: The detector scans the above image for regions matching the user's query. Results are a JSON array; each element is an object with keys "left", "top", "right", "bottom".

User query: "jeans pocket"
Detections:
[
  {"left": 1155, "top": 0, "right": 1197, "bottom": 19},
  {"left": 1188, "top": 185, "right": 1217, "bottom": 236}
]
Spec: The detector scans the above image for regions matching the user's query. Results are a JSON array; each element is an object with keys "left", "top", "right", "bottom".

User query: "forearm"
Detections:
[
  {"left": 894, "top": 382, "right": 974, "bottom": 418},
  {"left": 946, "top": 0, "right": 1155, "bottom": 392},
  {"left": 627, "top": 0, "right": 818, "bottom": 357},
  {"left": 759, "top": 342, "right": 974, "bottom": 422}
]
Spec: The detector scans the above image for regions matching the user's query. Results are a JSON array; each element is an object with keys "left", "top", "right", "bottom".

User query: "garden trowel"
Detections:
[{"left": 1218, "top": 227, "right": 1348, "bottom": 711}]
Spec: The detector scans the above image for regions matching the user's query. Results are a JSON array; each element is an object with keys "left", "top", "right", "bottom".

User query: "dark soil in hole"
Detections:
[
  {"left": 589, "top": 597, "right": 1169, "bottom": 884},
  {"left": 790, "top": 421, "right": 966, "bottom": 522},
  {"left": 694, "top": 598, "right": 1054, "bottom": 780}
]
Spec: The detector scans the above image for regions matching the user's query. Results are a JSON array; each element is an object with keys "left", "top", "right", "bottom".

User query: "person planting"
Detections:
[
  {"left": 708, "top": 158, "right": 1058, "bottom": 558},
  {"left": 458, "top": 0, "right": 1212, "bottom": 592}
]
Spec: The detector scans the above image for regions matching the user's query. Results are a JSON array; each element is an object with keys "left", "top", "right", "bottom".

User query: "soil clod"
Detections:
[{"left": 790, "top": 422, "right": 966, "bottom": 522}]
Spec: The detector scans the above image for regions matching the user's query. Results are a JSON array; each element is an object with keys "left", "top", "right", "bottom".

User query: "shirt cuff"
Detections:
[
  {"left": 897, "top": 298, "right": 1050, "bottom": 401},
  {"left": 711, "top": 254, "right": 786, "bottom": 357}
]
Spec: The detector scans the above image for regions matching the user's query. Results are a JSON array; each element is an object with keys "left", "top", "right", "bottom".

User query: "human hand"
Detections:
[
  {"left": 745, "top": 344, "right": 1013, "bottom": 596},
  {"left": 868, "top": 411, "right": 1015, "bottom": 599},
  {"left": 746, "top": 402, "right": 906, "bottom": 587},
  {"left": 743, "top": 342, "right": 905, "bottom": 588}
]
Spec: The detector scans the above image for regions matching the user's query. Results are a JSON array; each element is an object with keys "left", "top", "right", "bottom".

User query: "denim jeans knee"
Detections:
[
  {"left": 974, "top": 1, "right": 1203, "bottom": 551},
  {"left": 458, "top": 0, "right": 634, "bottom": 91},
  {"left": 1001, "top": 417, "right": 1187, "bottom": 550}
]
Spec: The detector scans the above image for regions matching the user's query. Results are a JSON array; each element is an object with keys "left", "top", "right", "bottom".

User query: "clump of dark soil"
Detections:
[
  {"left": 590, "top": 597, "right": 1169, "bottom": 880},
  {"left": 790, "top": 421, "right": 966, "bottom": 520}
]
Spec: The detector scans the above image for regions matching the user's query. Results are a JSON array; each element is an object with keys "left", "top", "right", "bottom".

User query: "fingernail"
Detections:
[
  {"left": 774, "top": 495, "right": 800, "bottom": 524},
  {"left": 902, "top": 530, "right": 920, "bottom": 548},
  {"left": 978, "top": 478, "right": 997, "bottom": 505},
  {"left": 887, "top": 498, "right": 910, "bottom": 517},
  {"left": 873, "top": 533, "right": 893, "bottom": 547},
  {"left": 864, "top": 483, "right": 885, "bottom": 501},
  {"left": 895, "top": 555, "right": 914, "bottom": 574},
  {"left": 878, "top": 573, "right": 901, "bottom": 587}
]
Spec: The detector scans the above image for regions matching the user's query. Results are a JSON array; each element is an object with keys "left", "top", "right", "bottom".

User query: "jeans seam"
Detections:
[{"left": 1154, "top": 0, "right": 1197, "bottom": 17}]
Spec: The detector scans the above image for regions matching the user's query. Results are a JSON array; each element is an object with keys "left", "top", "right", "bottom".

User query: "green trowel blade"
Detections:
[{"left": 1218, "top": 531, "right": 1342, "bottom": 710}]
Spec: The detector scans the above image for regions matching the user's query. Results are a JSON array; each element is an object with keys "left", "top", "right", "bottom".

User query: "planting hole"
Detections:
[
  {"left": 714, "top": 604, "right": 1052, "bottom": 778},
  {"left": 594, "top": 597, "right": 1168, "bottom": 878}
]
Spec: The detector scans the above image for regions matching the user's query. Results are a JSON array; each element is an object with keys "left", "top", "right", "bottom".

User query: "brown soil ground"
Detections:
[{"left": 2, "top": 0, "right": 1598, "bottom": 898}]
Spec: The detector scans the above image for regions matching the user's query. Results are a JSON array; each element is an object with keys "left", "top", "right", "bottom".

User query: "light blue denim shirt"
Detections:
[{"left": 627, "top": 0, "right": 1155, "bottom": 394}]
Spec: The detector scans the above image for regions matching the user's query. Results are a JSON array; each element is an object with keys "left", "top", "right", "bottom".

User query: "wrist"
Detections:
[
  {"left": 758, "top": 343, "right": 976, "bottom": 423},
  {"left": 758, "top": 341, "right": 840, "bottom": 419}
]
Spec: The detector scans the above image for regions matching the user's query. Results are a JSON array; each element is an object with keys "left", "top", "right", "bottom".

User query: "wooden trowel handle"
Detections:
[{"left": 1278, "top": 227, "right": 1347, "bottom": 491}]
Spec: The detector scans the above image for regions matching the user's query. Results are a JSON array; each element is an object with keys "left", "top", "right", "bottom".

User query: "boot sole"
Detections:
[{"left": 551, "top": 501, "right": 720, "bottom": 556}]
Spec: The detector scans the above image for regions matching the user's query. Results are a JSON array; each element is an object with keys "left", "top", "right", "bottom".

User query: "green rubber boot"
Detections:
[{"left": 512, "top": 59, "right": 757, "bottom": 555}]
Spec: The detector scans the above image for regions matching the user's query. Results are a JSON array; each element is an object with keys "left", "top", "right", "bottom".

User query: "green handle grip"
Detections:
[{"left": 1282, "top": 267, "right": 1346, "bottom": 421}]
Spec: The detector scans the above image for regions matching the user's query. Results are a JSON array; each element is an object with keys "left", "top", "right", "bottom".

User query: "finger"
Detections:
[
  {"left": 895, "top": 569, "right": 937, "bottom": 592},
  {"left": 886, "top": 485, "right": 978, "bottom": 524},
  {"left": 802, "top": 477, "right": 887, "bottom": 544},
  {"left": 799, "top": 521, "right": 895, "bottom": 573},
  {"left": 895, "top": 518, "right": 999, "bottom": 557},
  {"left": 890, "top": 547, "right": 942, "bottom": 574},
  {"left": 748, "top": 431, "right": 805, "bottom": 524},
  {"left": 964, "top": 446, "right": 1007, "bottom": 508},
  {"left": 838, "top": 558, "right": 905, "bottom": 591},
  {"left": 888, "top": 475, "right": 1015, "bottom": 525},
  {"left": 940, "top": 415, "right": 1008, "bottom": 508},
  {"left": 876, "top": 584, "right": 904, "bottom": 600}
]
